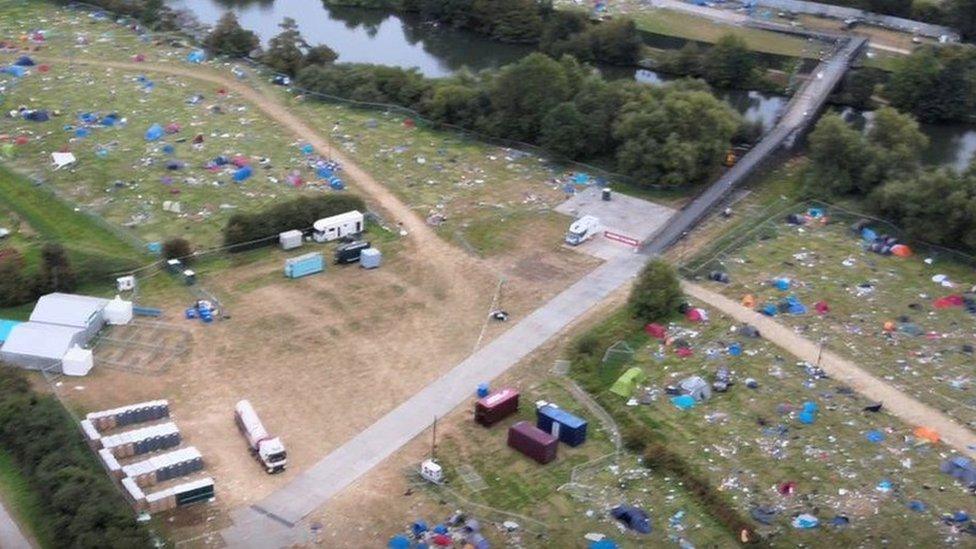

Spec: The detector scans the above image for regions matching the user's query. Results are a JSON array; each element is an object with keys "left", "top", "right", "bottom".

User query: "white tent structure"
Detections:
[
  {"left": 104, "top": 296, "right": 133, "bottom": 326},
  {"left": 0, "top": 322, "right": 86, "bottom": 370},
  {"left": 62, "top": 345, "right": 94, "bottom": 376}
]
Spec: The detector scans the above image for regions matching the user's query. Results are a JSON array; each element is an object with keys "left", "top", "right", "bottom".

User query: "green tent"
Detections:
[{"left": 610, "top": 367, "right": 646, "bottom": 398}]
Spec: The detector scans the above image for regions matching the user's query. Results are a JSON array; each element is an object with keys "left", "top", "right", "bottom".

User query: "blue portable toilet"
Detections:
[
  {"left": 477, "top": 383, "right": 490, "bottom": 398},
  {"left": 284, "top": 252, "right": 325, "bottom": 279},
  {"left": 186, "top": 50, "right": 205, "bottom": 64},
  {"left": 536, "top": 404, "right": 588, "bottom": 447}
]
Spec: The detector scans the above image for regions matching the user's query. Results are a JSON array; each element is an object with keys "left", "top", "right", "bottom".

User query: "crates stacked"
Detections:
[
  {"left": 101, "top": 422, "right": 181, "bottom": 458},
  {"left": 87, "top": 400, "right": 170, "bottom": 431},
  {"left": 145, "top": 478, "right": 215, "bottom": 514},
  {"left": 122, "top": 447, "right": 204, "bottom": 487}
]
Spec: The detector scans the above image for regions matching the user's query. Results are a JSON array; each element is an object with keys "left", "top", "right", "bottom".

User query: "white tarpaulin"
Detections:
[{"left": 51, "top": 152, "right": 76, "bottom": 170}]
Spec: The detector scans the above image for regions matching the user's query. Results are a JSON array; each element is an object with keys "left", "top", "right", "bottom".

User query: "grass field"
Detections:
[
  {"left": 570, "top": 303, "right": 976, "bottom": 547},
  {"left": 0, "top": 450, "right": 49, "bottom": 548},
  {"left": 690, "top": 203, "right": 976, "bottom": 429},
  {"left": 432, "top": 378, "right": 735, "bottom": 547}
]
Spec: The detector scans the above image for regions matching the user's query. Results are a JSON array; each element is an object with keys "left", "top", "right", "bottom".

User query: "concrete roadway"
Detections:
[
  {"left": 219, "top": 32, "right": 868, "bottom": 549},
  {"left": 0, "top": 500, "right": 32, "bottom": 549}
]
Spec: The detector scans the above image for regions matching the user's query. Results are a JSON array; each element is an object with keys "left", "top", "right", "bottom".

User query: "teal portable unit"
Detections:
[{"left": 284, "top": 253, "right": 324, "bottom": 279}]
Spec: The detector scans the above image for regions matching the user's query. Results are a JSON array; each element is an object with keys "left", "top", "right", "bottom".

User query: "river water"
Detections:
[{"left": 168, "top": 0, "right": 974, "bottom": 170}]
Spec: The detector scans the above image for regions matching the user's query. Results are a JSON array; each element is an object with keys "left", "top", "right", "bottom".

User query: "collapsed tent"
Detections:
[
  {"left": 941, "top": 457, "right": 976, "bottom": 487},
  {"left": 1, "top": 65, "right": 27, "bottom": 77},
  {"left": 610, "top": 505, "right": 651, "bottom": 534},
  {"left": 644, "top": 323, "right": 666, "bottom": 340},
  {"left": 145, "top": 123, "right": 164, "bottom": 141},
  {"left": 22, "top": 110, "right": 49, "bottom": 122},
  {"left": 186, "top": 50, "right": 205, "bottom": 63}
]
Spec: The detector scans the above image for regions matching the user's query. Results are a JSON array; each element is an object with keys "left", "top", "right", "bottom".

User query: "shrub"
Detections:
[
  {"left": 39, "top": 242, "right": 77, "bottom": 294},
  {"left": 628, "top": 260, "right": 682, "bottom": 322},
  {"left": 204, "top": 12, "right": 260, "bottom": 57},
  {"left": 162, "top": 237, "right": 193, "bottom": 264},
  {"left": 0, "top": 250, "right": 33, "bottom": 307}
]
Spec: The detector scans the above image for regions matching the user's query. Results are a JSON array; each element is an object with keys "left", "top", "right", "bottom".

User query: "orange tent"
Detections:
[
  {"left": 741, "top": 294, "right": 756, "bottom": 308},
  {"left": 891, "top": 244, "right": 912, "bottom": 258},
  {"left": 914, "top": 426, "right": 940, "bottom": 443}
]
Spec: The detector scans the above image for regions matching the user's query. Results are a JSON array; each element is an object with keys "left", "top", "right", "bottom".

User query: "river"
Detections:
[
  {"left": 167, "top": 0, "right": 974, "bottom": 170},
  {"left": 841, "top": 109, "right": 976, "bottom": 172}
]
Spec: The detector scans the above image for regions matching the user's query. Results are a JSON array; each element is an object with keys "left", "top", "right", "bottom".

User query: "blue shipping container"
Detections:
[
  {"left": 536, "top": 404, "right": 588, "bottom": 447},
  {"left": 285, "top": 253, "right": 325, "bottom": 279}
]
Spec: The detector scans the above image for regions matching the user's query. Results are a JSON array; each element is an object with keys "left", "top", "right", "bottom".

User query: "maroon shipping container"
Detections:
[
  {"left": 507, "top": 421, "right": 558, "bottom": 464},
  {"left": 475, "top": 388, "right": 520, "bottom": 427}
]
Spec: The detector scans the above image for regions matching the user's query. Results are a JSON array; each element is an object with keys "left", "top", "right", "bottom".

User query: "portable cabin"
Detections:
[
  {"left": 104, "top": 296, "right": 134, "bottom": 325},
  {"left": 536, "top": 404, "right": 588, "bottom": 447},
  {"left": 507, "top": 421, "right": 558, "bottom": 464},
  {"left": 166, "top": 259, "right": 183, "bottom": 274},
  {"left": 61, "top": 345, "right": 94, "bottom": 376},
  {"left": 279, "top": 230, "right": 303, "bottom": 250},
  {"left": 360, "top": 247, "right": 382, "bottom": 269},
  {"left": 99, "top": 448, "right": 122, "bottom": 478},
  {"left": 475, "top": 388, "right": 519, "bottom": 427},
  {"left": 182, "top": 269, "right": 196, "bottom": 286},
  {"left": 284, "top": 252, "right": 324, "bottom": 279},
  {"left": 312, "top": 210, "right": 364, "bottom": 243}
]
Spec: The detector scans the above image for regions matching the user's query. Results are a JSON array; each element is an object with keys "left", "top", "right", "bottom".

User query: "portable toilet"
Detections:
[
  {"left": 182, "top": 269, "right": 196, "bottom": 286},
  {"left": 284, "top": 252, "right": 325, "bottom": 279},
  {"left": 166, "top": 258, "right": 183, "bottom": 274},
  {"left": 279, "top": 230, "right": 303, "bottom": 251},
  {"left": 360, "top": 247, "right": 382, "bottom": 269},
  {"left": 536, "top": 404, "right": 588, "bottom": 447}
]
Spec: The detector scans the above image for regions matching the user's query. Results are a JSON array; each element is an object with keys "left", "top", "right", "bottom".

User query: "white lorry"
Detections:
[
  {"left": 235, "top": 400, "right": 287, "bottom": 474},
  {"left": 565, "top": 215, "right": 600, "bottom": 246}
]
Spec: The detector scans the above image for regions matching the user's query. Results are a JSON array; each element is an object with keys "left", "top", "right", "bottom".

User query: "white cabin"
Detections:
[{"left": 313, "top": 211, "right": 364, "bottom": 243}]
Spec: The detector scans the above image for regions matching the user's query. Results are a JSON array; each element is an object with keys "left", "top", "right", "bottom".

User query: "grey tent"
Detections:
[{"left": 679, "top": 376, "right": 712, "bottom": 401}]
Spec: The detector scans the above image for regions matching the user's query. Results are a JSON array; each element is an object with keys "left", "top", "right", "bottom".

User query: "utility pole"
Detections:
[{"left": 430, "top": 415, "right": 437, "bottom": 461}]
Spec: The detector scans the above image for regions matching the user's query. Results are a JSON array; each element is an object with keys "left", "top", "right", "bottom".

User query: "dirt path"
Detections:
[
  {"left": 683, "top": 281, "right": 976, "bottom": 459},
  {"left": 34, "top": 55, "right": 465, "bottom": 276}
]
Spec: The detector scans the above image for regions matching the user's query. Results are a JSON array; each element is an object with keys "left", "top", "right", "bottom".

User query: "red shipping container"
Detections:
[
  {"left": 475, "top": 388, "right": 519, "bottom": 427},
  {"left": 508, "top": 421, "right": 558, "bottom": 464}
]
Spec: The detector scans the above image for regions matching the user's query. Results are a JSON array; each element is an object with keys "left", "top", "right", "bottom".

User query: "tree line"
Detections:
[
  {"left": 1, "top": 244, "right": 83, "bottom": 307},
  {"left": 807, "top": 107, "right": 976, "bottom": 251},
  {"left": 0, "top": 368, "right": 152, "bottom": 547}
]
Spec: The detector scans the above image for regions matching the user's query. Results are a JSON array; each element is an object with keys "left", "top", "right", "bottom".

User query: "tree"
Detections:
[
  {"left": 204, "top": 12, "right": 260, "bottom": 57},
  {"left": 162, "top": 237, "right": 193, "bottom": 264},
  {"left": 874, "top": 169, "right": 976, "bottom": 249},
  {"left": 866, "top": 106, "right": 928, "bottom": 180},
  {"left": 886, "top": 45, "right": 976, "bottom": 123},
  {"left": 701, "top": 34, "right": 756, "bottom": 88},
  {"left": 807, "top": 114, "right": 879, "bottom": 195},
  {"left": 946, "top": 0, "right": 976, "bottom": 41},
  {"left": 629, "top": 260, "right": 682, "bottom": 322},
  {"left": 586, "top": 18, "right": 642, "bottom": 65},
  {"left": 0, "top": 250, "right": 33, "bottom": 307},
  {"left": 540, "top": 102, "right": 589, "bottom": 158},
  {"left": 485, "top": 53, "right": 572, "bottom": 142},
  {"left": 303, "top": 44, "right": 338, "bottom": 68},
  {"left": 39, "top": 243, "right": 76, "bottom": 293},
  {"left": 264, "top": 18, "right": 308, "bottom": 76},
  {"left": 422, "top": 81, "right": 486, "bottom": 127},
  {"left": 613, "top": 87, "right": 740, "bottom": 186}
]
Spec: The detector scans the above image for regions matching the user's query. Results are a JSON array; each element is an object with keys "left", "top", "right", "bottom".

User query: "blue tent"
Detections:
[
  {"left": 102, "top": 114, "right": 118, "bottom": 126},
  {"left": 866, "top": 430, "right": 885, "bottom": 443},
  {"left": 761, "top": 304, "right": 777, "bottom": 317},
  {"left": 861, "top": 227, "right": 878, "bottom": 241},
  {"left": 798, "top": 410, "right": 816, "bottom": 424},
  {"left": 589, "top": 540, "right": 619, "bottom": 549},
  {"left": 14, "top": 55, "right": 35, "bottom": 67},
  {"left": 611, "top": 505, "right": 651, "bottom": 534},
  {"left": 186, "top": 50, "right": 205, "bottom": 63},
  {"left": 233, "top": 166, "right": 253, "bottom": 182},
  {"left": 329, "top": 177, "right": 345, "bottom": 190},
  {"left": 573, "top": 172, "right": 591, "bottom": 185},
  {"left": 317, "top": 166, "right": 334, "bottom": 179},
  {"left": 301, "top": 143, "right": 314, "bottom": 154},
  {"left": 23, "top": 110, "right": 49, "bottom": 122},
  {"left": 387, "top": 535, "right": 410, "bottom": 549},
  {"left": 79, "top": 112, "right": 97, "bottom": 124},
  {"left": 2, "top": 65, "right": 27, "bottom": 77},
  {"left": 145, "top": 123, "right": 164, "bottom": 141},
  {"left": 671, "top": 395, "right": 696, "bottom": 410}
]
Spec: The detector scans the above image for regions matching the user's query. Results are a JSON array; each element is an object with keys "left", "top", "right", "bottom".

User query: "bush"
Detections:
[
  {"left": 0, "top": 250, "right": 33, "bottom": 307},
  {"left": 0, "top": 368, "right": 151, "bottom": 547},
  {"left": 223, "top": 194, "right": 367, "bottom": 249},
  {"left": 162, "top": 237, "right": 193, "bottom": 263},
  {"left": 39, "top": 242, "right": 77, "bottom": 294},
  {"left": 628, "top": 260, "right": 682, "bottom": 322},
  {"left": 621, "top": 423, "right": 654, "bottom": 453}
]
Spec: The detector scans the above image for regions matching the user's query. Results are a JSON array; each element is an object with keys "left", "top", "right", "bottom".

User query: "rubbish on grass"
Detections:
[
  {"left": 644, "top": 323, "right": 666, "bottom": 339},
  {"left": 908, "top": 500, "right": 927, "bottom": 512},
  {"left": 145, "top": 124, "right": 163, "bottom": 141},
  {"left": 610, "top": 505, "right": 651, "bottom": 534},
  {"left": 863, "top": 402, "right": 883, "bottom": 413},
  {"left": 709, "top": 271, "right": 730, "bottom": 283},
  {"left": 914, "top": 426, "right": 940, "bottom": 443},
  {"left": 792, "top": 514, "right": 819, "bottom": 529},
  {"left": 51, "top": 152, "right": 76, "bottom": 170},
  {"left": 865, "top": 430, "right": 885, "bottom": 443},
  {"left": 751, "top": 506, "right": 777, "bottom": 525}
]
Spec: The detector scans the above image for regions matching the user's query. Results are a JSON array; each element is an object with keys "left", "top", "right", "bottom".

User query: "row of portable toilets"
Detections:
[{"left": 81, "top": 400, "right": 214, "bottom": 514}]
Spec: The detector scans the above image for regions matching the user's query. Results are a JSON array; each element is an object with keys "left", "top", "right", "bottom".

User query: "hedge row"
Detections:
[
  {"left": 0, "top": 368, "right": 152, "bottom": 548},
  {"left": 222, "top": 194, "right": 366, "bottom": 250}
]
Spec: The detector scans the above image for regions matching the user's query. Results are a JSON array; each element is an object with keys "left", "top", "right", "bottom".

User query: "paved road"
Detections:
[
  {"left": 0, "top": 500, "right": 32, "bottom": 549},
  {"left": 684, "top": 282, "right": 976, "bottom": 459},
  {"left": 643, "top": 36, "right": 866, "bottom": 254},
  {"left": 220, "top": 253, "right": 648, "bottom": 546}
]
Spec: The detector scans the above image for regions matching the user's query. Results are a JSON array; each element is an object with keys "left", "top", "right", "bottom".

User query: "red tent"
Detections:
[
  {"left": 934, "top": 295, "right": 964, "bottom": 309},
  {"left": 814, "top": 301, "right": 829, "bottom": 315},
  {"left": 132, "top": 53, "right": 145, "bottom": 62},
  {"left": 165, "top": 122, "right": 182, "bottom": 134},
  {"left": 644, "top": 323, "right": 666, "bottom": 340},
  {"left": 231, "top": 155, "right": 250, "bottom": 167},
  {"left": 431, "top": 534, "right": 452, "bottom": 546},
  {"left": 14, "top": 135, "right": 29, "bottom": 145},
  {"left": 37, "top": 64, "right": 50, "bottom": 73},
  {"left": 675, "top": 347, "right": 693, "bottom": 358},
  {"left": 685, "top": 308, "right": 702, "bottom": 322}
]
